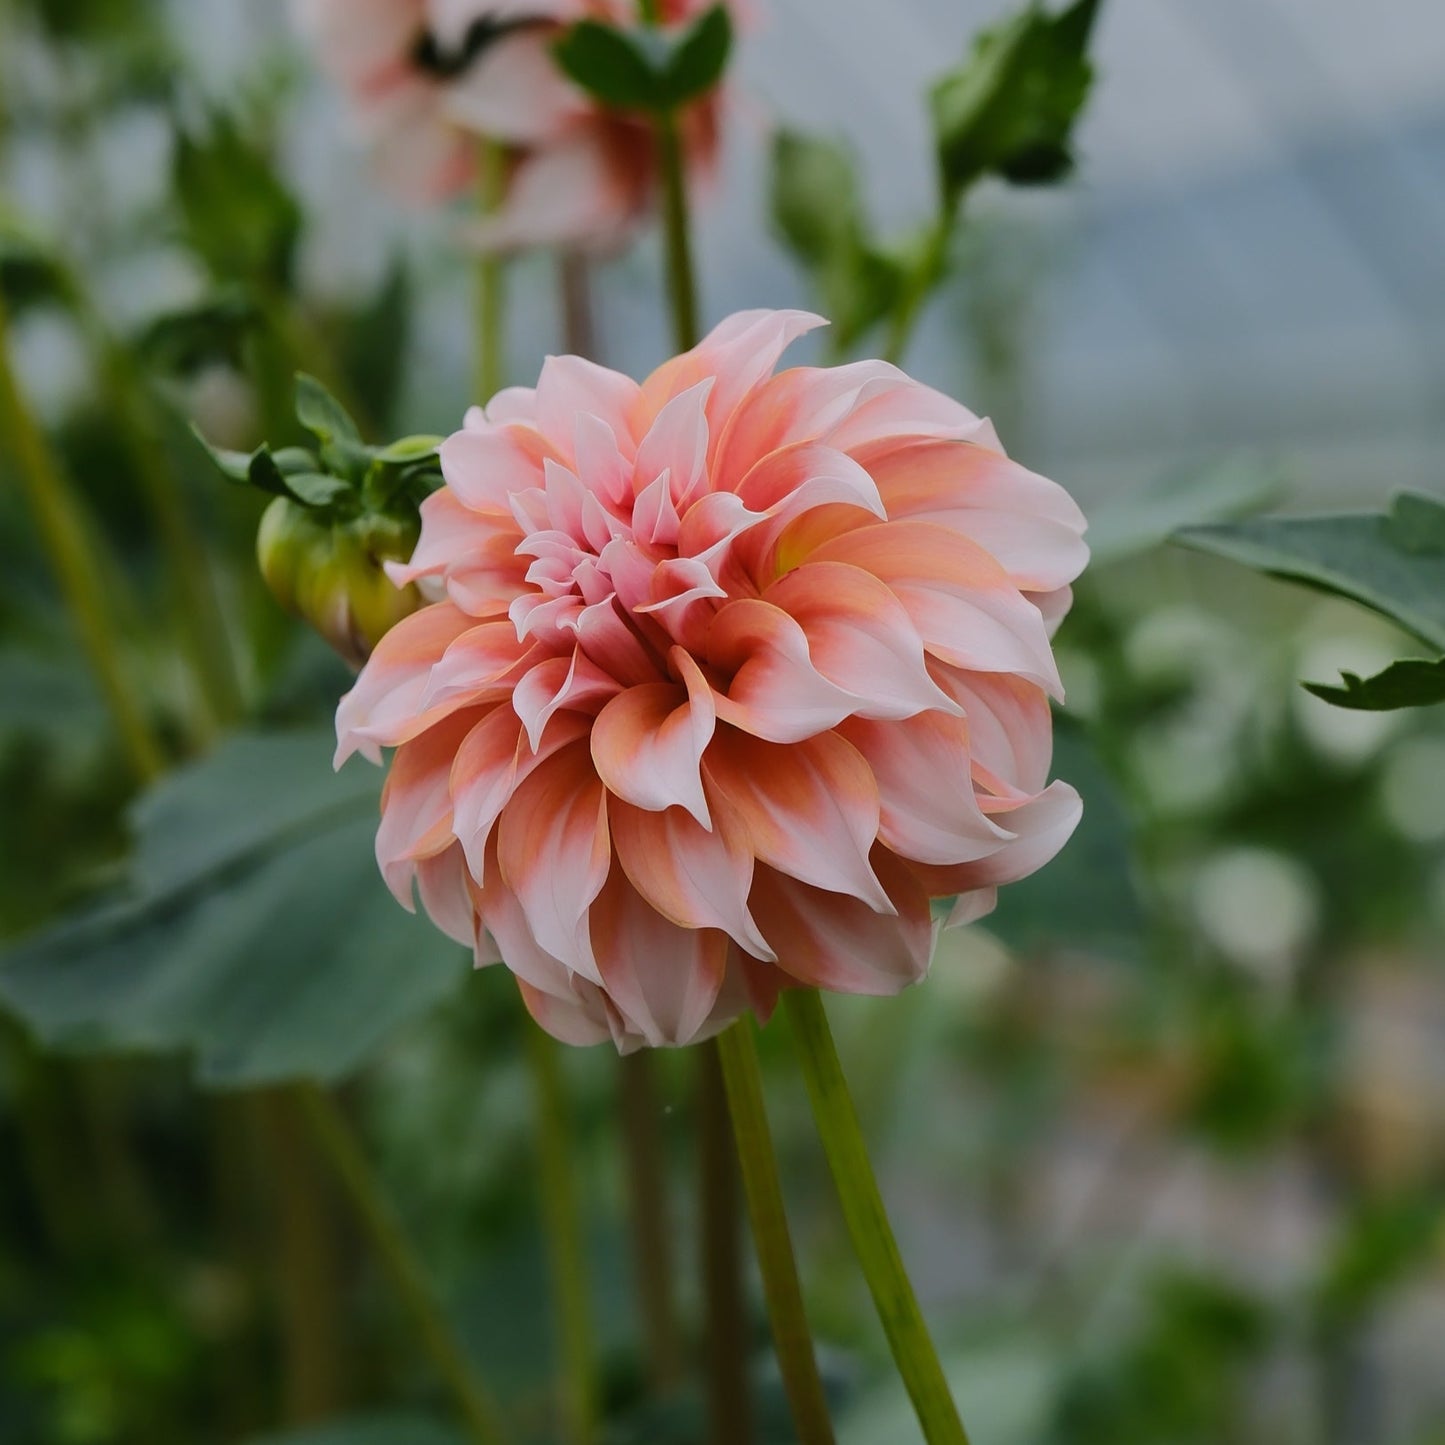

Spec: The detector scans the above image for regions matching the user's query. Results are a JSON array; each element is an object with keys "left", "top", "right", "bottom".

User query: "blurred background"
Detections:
[{"left": 1, "top": 0, "right": 1443, "bottom": 1442}]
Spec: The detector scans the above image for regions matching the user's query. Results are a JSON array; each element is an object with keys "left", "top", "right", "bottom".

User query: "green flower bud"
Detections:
[{"left": 257, "top": 498, "right": 422, "bottom": 668}]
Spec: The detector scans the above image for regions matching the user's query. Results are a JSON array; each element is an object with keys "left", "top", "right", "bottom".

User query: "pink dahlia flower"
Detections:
[
  {"left": 336, "top": 311, "right": 1088, "bottom": 1050},
  {"left": 295, "top": 0, "right": 724, "bottom": 248}
]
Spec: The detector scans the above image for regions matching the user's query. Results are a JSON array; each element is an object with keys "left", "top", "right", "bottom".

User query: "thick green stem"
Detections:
[
  {"left": 523, "top": 1023, "right": 597, "bottom": 1445},
  {"left": 294, "top": 1084, "right": 510, "bottom": 1445},
  {"left": 656, "top": 111, "right": 700, "bottom": 352},
  {"left": 618, "top": 1049, "right": 683, "bottom": 1390},
  {"left": 0, "top": 288, "right": 163, "bottom": 781},
  {"left": 716, "top": 1022, "right": 836, "bottom": 1444},
  {"left": 85, "top": 306, "right": 243, "bottom": 730},
  {"left": 698, "top": 1039, "right": 753, "bottom": 1445},
  {"left": 476, "top": 143, "right": 507, "bottom": 402},
  {"left": 882, "top": 206, "right": 956, "bottom": 368},
  {"left": 782, "top": 990, "right": 970, "bottom": 1445}
]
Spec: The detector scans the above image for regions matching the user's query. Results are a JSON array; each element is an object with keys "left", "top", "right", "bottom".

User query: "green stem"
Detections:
[
  {"left": 618, "top": 1049, "right": 683, "bottom": 1390},
  {"left": 0, "top": 288, "right": 163, "bottom": 781},
  {"left": 698, "top": 1039, "right": 753, "bottom": 1445},
  {"left": 656, "top": 110, "right": 700, "bottom": 351},
  {"left": 882, "top": 206, "right": 956, "bottom": 368},
  {"left": 782, "top": 990, "right": 970, "bottom": 1445},
  {"left": 83, "top": 301, "right": 243, "bottom": 730},
  {"left": 294, "top": 1084, "right": 510, "bottom": 1445},
  {"left": 716, "top": 1022, "right": 836, "bottom": 1444},
  {"left": 523, "top": 1022, "right": 597, "bottom": 1445},
  {"left": 476, "top": 143, "right": 507, "bottom": 402}
]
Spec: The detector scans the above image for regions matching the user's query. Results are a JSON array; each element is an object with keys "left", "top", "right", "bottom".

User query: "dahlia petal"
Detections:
[
  {"left": 632, "top": 468, "right": 682, "bottom": 548},
  {"left": 590, "top": 661, "right": 716, "bottom": 826},
  {"left": 707, "top": 598, "right": 858, "bottom": 743},
  {"left": 590, "top": 869, "right": 730, "bottom": 1047},
  {"left": 634, "top": 379, "right": 713, "bottom": 510},
  {"left": 929, "top": 665, "right": 1053, "bottom": 797},
  {"left": 511, "top": 645, "right": 622, "bottom": 751},
  {"left": 763, "top": 561, "right": 958, "bottom": 721},
  {"left": 573, "top": 411, "right": 632, "bottom": 509},
  {"left": 811, "top": 521, "right": 1063, "bottom": 697},
  {"left": 414, "top": 844, "right": 478, "bottom": 948},
  {"left": 536, "top": 352, "right": 643, "bottom": 456},
  {"left": 451, "top": 706, "right": 591, "bottom": 881},
  {"left": 748, "top": 854, "right": 933, "bottom": 995},
  {"left": 610, "top": 796, "right": 774, "bottom": 959},
  {"left": 641, "top": 310, "right": 825, "bottom": 453},
  {"left": 906, "top": 780, "right": 1082, "bottom": 894},
  {"left": 417, "top": 619, "right": 536, "bottom": 711},
  {"left": 734, "top": 441, "right": 884, "bottom": 520},
  {"left": 496, "top": 741, "right": 611, "bottom": 983},
  {"left": 943, "top": 887, "right": 998, "bottom": 929},
  {"left": 856, "top": 438, "right": 1088, "bottom": 593},
  {"left": 836, "top": 712, "right": 1013, "bottom": 867},
  {"left": 821, "top": 374, "right": 988, "bottom": 453},
  {"left": 702, "top": 726, "right": 892, "bottom": 912},
  {"left": 385, "top": 488, "right": 515, "bottom": 589},
  {"left": 440, "top": 426, "right": 551, "bottom": 513},
  {"left": 574, "top": 596, "right": 660, "bottom": 687},
  {"left": 336, "top": 603, "right": 478, "bottom": 765}
]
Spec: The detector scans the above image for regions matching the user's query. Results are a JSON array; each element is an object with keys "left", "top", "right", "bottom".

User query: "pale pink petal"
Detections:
[
  {"left": 634, "top": 379, "right": 713, "bottom": 510},
  {"left": 610, "top": 795, "right": 774, "bottom": 959},
  {"left": 810, "top": 521, "right": 1064, "bottom": 697},
  {"left": 440, "top": 426, "right": 552, "bottom": 513},
  {"left": 590, "top": 869, "right": 729, "bottom": 1046},
  {"left": 836, "top": 712, "right": 1013, "bottom": 867},
  {"left": 414, "top": 844, "right": 479, "bottom": 947},
  {"left": 749, "top": 852, "right": 933, "bottom": 995},
  {"left": 336, "top": 603, "right": 477, "bottom": 765},
  {"left": 590, "top": 651, "right": 715, "bottom": 825},
  {"left": 496, "top": 741, "right": 611, "bottom": 982},
  {"left": 442, "top": 30, "right": 583, "bottom": 144},
  {"left": 510, "top": 645, "right": 622, "bottom": 750},
  {"left": 763, "top": 561, "right": 958, "bottom": 721},
  {"left": 451, "top": 706, "right": 591, "bottom": 880},
  {"left": 929, "top": 665, "right": 1053, "bottom": 797},
  {"left": 706, "top": 598, "right": 859, "bottom": 743},
  {"left": 702, "top": 726, "right": 892, "bottom": 912}
]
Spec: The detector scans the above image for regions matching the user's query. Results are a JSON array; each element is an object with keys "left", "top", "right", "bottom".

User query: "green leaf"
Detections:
[
  {"left": 769, "top": 131, "right": 905, "bottom": 350},
  {"left": 930, "top": 0, "right": 1101, "bottom": 203},
  {"left": 0, "top": 732, "right": 468, "bottom": 1088},
  {"left": 0, "top": 212, "right": 76, "bottom": 316},
  {"left": 372, "top": 434, "right": 444, "bottom": 464},
  {"left": 1302, "top": 656, "right": 1445, "bottom": 711},
  {"left": 283, "top": 471, "right": 355, "bottom": 508},
  {"left": 1086, "top": 455, "right": 1286, "bottom": 565},
  {"left": 771, "top": 131, "right": 860, "bottom": 266},
  {"left": 189, "top": 425, "right": 253, "bottom": 484},
  {"left": 552, "top": 20, "right": 661, "bottom": 111},
  {"left": 294, "top": 373, "right": 362, "bottom": 448},
  {"left": 657, "top": 3, "right": 732, "bottom": 109},
  {"left": 134, "top": 291, "right": 257, "bottom": 376},
  {"left": 1176, "top": 491, "right": 1445, "bottom": 652}
]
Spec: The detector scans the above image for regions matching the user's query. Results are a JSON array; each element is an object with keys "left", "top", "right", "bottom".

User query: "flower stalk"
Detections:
[
  {"left": 782, "top": 989, "right": 971, "bottom": 1445},
  {"left": 716, "top": 1021, "right": 837, "bottom": 1445},
  {"left": 476, "top": 142, "right": 508, "bottom": 401},
  {"left": 295, "top": 1084, "right": 511, "bottom": 1445},
  {"left": 523, "top": 1021, "right": 598, "bottom": 1445},
  {"left": 0, "top": 287, "right": 164, "bottom": 782}
]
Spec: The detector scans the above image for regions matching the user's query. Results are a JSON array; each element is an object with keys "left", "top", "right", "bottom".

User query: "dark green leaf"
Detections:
[
  {"left": 283, "top": 471, "right": 355, "bottom": 508},
  {"left": 771, "top": 131, "right": 860, "bottom": 266},
  {"left": 0, "top": 216, "right": 75, "bottom": 316},
  {"left": 552, "top": 20, "right": 661, "bottom": 111},
  {"left": 294, "top": 372, "right": 362, "bottom": 448},
  {"left": 657, "top": 4, "right": 732, "bottom": 109},
  {"left": 0, "top": 732, "right": 468, "bottom": 1087},
  {"left": 189, "top": 425, "right": 253, "bottom": 484},
  {"left": 134, "top": 292, "right": 257, "bottom": 376},
  {"left": 1302, "top": 656, "right": 1445, "bottom": 711},
  {"left": 1087, "top": 455, "right": 1286, "bottom": 565},
  {"left": 930, "top": 0, "right": 1101, "bottom": 203},
  {"left": 1176, "top": 491, "right": 1445, "bottom": 651}
]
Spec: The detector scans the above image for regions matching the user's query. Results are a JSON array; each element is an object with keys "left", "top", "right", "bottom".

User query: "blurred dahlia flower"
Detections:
[
  {"left": 336, "top": 311, "right": 1087, "bottom": 1049},
  {"left": 295, "top": 0, "right": 723, "bottom": 249}
]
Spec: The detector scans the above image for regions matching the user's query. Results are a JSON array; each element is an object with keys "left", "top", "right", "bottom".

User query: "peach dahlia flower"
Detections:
[
  {"left": 336, "top": 311, "right": 1087, "bottom": 1050},
  {"left": 296, "top": 0, "right": 723, "bottom": 249}
]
